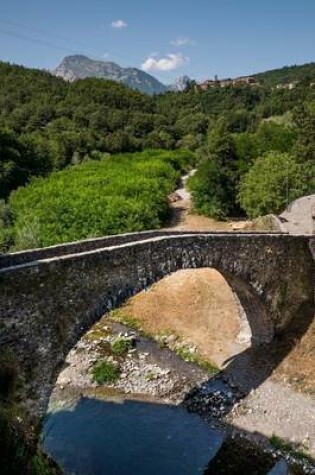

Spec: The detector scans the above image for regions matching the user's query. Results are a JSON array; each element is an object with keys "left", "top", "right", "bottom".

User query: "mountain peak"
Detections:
[
  {"left": 53, "top": 55, "right": 168, "bottom": 95},
  {"left": 170, "top": 75, "right": 191, "bottom": 91}
]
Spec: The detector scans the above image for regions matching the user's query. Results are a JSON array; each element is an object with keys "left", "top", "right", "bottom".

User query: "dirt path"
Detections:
[{"left": 164, "top": 170, "right": 250, "bottom": 232}]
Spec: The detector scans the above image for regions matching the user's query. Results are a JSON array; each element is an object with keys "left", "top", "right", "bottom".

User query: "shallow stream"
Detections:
[{"left": 43, "top": 395, "right": 224, "bottom": 475}]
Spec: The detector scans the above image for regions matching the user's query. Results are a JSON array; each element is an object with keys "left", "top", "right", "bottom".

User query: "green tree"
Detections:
[
  {"left": 189, "top": 119, "right": 242, "bottom": 217},
  {"left": 293, "top": 102, "right": 315, "bottom": 163},
  {"left": 256, "top": 120, "right": 297, "bottom": 154},
  {"left": 238, "top": 152, "right": 314, "bottom": 217}
]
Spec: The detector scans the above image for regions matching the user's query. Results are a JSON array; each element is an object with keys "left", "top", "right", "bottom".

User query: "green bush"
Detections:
[
  {"left": 8, "top": 149, "right": 194, "bottom": 249},
  {"left": 238, "top": 152, "right": 315, "bottom": 217},
  {"left": 111, "top": 337, "right": 133, "bottom": 355},
  {"left": 92, "top": 360, "right": 120, "bottom": 384},
  {"left": 175, "top": 345, "right": 218, "bottom": 375},
  {"left": 0, "top": 226, "right": 14, "bottom": 252},
  {"left": 0, "top": 201, "right": 14, "bottom": 251}
]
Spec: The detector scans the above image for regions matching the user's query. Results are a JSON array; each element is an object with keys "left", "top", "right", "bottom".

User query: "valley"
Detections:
[{"left": 0, "top": 53, "right": 314, "bottom": 475}]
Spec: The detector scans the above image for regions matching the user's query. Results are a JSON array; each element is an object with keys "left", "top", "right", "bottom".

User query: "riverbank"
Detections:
[
  {"left": 114, "top": 272, "right": 315, "bottom": 463},
  {"left": 44, "top": 312, "right": 315, "bottom": 474}
]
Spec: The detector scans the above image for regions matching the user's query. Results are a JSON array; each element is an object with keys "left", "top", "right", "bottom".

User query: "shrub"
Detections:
[
  {"left": 92, "top": 360, "right": 120, "bottom": 384},
  {"left": 175, "top": 344, "right": 218, "bottom": 375},
  {"left": 111, "top": 337, "right": 133, "bottom": 355}
]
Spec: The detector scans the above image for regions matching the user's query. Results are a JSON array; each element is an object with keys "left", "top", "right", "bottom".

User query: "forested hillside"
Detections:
[
  {"left": 254, "top": 62, "right": 315, "bottom": 87},
  {"left": 0, "top": 61, "right": 158, "bottom": 200},
  {"left": 0, "top": 60, "right": 315, "bottom": 251}
]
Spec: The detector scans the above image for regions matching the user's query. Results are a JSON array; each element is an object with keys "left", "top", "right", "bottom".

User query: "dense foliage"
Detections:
[
  {"left": 5, "top": 150, "right": 193, "bottom": 249},
  {"left": 254, "top": 62, "right": 315, "bottom": 87},
  {"left": 238, "top": 152, "right": 314, "bottom": 217},
  {"left": 1, "top": 60, "right": 315, "bottom": 199},
  {"left": 188, "top": 119, "right": 241, "bottom": 218},
  {"left": 237, "top": 103, "right": 315, "bottom": 217},
  {"left": 189, "top": 104, "right": 315, "bottom": 218},
  {"left": 1, "top": 60, "right": 315, "bottom": 250}
]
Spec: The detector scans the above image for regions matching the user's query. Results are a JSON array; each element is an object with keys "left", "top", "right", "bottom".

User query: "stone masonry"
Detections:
[{"left": 0, "top": 231, "right": 314, "bottom": 421}]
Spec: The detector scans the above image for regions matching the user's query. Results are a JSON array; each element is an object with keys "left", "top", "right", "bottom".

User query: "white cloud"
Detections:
[
  {"left": 111, "top": 19, "right": 127, "bottom": 29},
  {"left": 170, "top": 37, "right": 195, "bottom": 47},
  {"left": 141, "top": 53, "right": 189, "bottom": 72}
]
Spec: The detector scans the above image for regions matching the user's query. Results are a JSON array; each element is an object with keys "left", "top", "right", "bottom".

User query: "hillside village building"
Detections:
[{"left": 199, "top": 76, "right": 259, "bottom": 90}]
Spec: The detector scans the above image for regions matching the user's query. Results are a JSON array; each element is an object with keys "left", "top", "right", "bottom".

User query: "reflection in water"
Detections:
[{"left": 43, "top": 397, "right": 224, "bottom": 475}]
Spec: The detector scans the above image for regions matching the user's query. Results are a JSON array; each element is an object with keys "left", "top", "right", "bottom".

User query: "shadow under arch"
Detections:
[
  {"left": 220, "top": 302, "right": 315, "bottom": 394},
  {"left": 220, "top": 270, "right": 274, "bottom": 345}
]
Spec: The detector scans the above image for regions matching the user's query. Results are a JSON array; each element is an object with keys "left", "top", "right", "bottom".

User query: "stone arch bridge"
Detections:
[{"left": 0, "top": 230, "right": 314, "bottom": 419}]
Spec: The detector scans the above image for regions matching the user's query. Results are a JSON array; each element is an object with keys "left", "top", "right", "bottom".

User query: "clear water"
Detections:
[{"left": 43, "top": 397, "right": 224, "bottom": 475}]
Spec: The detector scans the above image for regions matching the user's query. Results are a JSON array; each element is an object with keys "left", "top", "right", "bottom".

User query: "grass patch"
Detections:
[
  {"left": 109, "top": 310, "right": 141, "bottom": 331},
  {"left": 83, "top": 324, "right": 111, "bottom": 342},
  {"left": 145, "top": 371, "right": 157, "bottom": 381},
  {"left": 269, "top": 435, "right": 315, "bottom": 463},
  {"left": 92, "top": 360, "right": 120, "bottom": 384},
  {"left": 109, "top": 309, "right": 152, "bottom": 339},
  {"left": 110, "top": 311, "right": 218, "bottom": 375},
  {"left": 111, "top": 337, "right": 133, "bottom": 355},
  {"left": 175, "top": 345, "right": 219, "bottom": 375}
]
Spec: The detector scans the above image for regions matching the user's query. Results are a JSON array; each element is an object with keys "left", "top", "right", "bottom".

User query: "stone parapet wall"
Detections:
[{"left": 0, "top": 230, "right": 284, "bottom": 270}]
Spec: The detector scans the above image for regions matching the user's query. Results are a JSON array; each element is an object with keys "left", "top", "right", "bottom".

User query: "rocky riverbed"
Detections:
[{"left": 46, "top": 315, "right": 315, "bottom": 475}]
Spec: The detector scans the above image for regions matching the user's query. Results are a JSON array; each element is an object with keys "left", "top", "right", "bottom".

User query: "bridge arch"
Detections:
[{"left": 0, "top": 232, "right": 313, "bottom": 420}]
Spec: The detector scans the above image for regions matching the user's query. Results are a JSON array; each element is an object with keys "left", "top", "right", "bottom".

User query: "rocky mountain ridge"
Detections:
[{"left": 53, "top": 55, "right": 190, "bottom": 95}]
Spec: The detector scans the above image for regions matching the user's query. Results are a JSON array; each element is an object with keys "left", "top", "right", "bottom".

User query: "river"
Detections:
[{"left": 43, "top": 395, "right": 224, "bottom": 475}]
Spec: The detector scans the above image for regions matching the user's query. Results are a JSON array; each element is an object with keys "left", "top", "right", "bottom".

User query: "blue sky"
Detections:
[{"left": 1, "top": 0, "right": 315, "bottom": 84}]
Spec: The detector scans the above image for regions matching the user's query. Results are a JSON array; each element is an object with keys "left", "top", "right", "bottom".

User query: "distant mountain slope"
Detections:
[
  {"left": 169, "top": 75, "right": 192, "bottom": 92},
  {"left": 253, "top": 62, "right": 315, "bottom": 86},
  {"left": 53, "top": 55, "right": 168, "bottom": 95}
]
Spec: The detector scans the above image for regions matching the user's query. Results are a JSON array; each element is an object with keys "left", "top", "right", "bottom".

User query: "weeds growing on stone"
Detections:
[
  {"left": 109, "top": 310, "right": 152, "bottom": 339},
  {"left": 145, "top": 371, "right": 157, "bottom": 381},
  {"left": 269, "top": 435, "right": 314, "bottom": 464},
  {"left": 92, "top": 360, "right": 120, "bottom": 384},
  {"left": 175, "top": 344, "right": 219, "bottom": 375},
  {"left": 111, "top": 337, "right": 133, "bottom": 355},
  {"left": 110, "top": 310, "right": 141, "bottom": 331}
]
